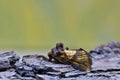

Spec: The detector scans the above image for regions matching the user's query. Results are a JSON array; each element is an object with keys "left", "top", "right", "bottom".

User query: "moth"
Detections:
[{"left": 48, "top": 43, "right": 92, "bottom": 72}]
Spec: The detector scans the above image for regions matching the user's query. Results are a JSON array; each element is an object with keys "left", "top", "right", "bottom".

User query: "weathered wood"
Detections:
[
  {"left": 0, "top": 51, "right": 20, "bottom": 71},
  {"left": 0, "top": 41, "right": 120, "bottom": 80}
]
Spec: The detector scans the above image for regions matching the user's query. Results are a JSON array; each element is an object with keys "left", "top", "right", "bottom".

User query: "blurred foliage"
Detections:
[{"left": 0, "top": 0, "right": 120, "bottom": 50}]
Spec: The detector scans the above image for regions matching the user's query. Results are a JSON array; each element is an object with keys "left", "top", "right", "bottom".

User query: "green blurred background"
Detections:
[{"left": 0, "top": 0, "right": 120, "bottom": 52}]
